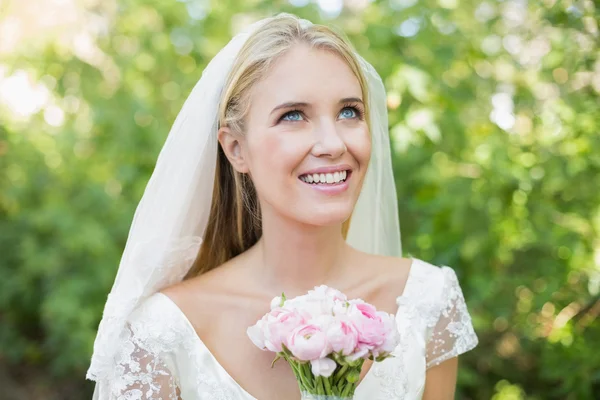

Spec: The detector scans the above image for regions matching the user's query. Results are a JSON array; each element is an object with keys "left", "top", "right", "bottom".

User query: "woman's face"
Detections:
[{"left": 223, "top": 44, "right": 371, "bottom": 228}]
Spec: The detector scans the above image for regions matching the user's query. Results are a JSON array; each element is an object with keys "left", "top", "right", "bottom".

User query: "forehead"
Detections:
[{"left": 249, "top": 45, "right": 363, "bottom": 108}]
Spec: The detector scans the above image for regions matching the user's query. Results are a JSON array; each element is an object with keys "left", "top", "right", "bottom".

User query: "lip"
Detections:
[
  {"left": 298, "top": 164, "right": 352, "bottom": 177},
  {"left": 297, "top": 164, "right": 353, "bottom": 196}
]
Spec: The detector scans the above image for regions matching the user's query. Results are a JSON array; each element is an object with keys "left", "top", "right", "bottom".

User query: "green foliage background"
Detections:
[{"left": 1, "top": 0, "right": 598, "bottom": 399}]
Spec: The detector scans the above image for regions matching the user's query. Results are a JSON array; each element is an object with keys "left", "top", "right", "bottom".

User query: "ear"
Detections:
[{"left": 218, "top": 126, "right": 249, "bottom": 174}]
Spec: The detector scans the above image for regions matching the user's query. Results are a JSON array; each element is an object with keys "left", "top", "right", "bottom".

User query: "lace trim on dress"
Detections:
[
  {"left": 106, "top": 326, "right": 180, "bottom": 400},
  {"left": 95, "top": 293, "right": 243, "bottom": 400},
  {"left": 425, "top": 266, "right": 478, "bottom": 369},
  {"left": 98, "top": 294, "right": 192, "bottom": 400}
]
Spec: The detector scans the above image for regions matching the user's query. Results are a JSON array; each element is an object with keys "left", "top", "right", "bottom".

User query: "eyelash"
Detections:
[{"left": 279, "top": 103, "right": 365, "bottom": 123}]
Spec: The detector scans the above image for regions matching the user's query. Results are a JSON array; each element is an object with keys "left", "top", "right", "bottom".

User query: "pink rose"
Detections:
[
  {"left": 287, "top": 324, "right": 330, "bottom": 361},
  {"left": 263, "top": 308, "right": 308, "bottom": 353},
  {"left": 346, "top": 341, "right": 371, "bottom": 362},
  {"left": 347, "top": 300, "right": 386, "bottom": 348},
  {"left": 372, "top": 312, "right": 400, "bottom": 357},
  {"left": 247, "top": 317, "right": 267, "bottom": 350},
  {"left": 326, "top": 319, "right": 359, "bottom": 356}
]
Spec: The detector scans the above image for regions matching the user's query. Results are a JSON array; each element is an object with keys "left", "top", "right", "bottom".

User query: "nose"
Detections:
[{"left": 311, "top": 120, "right": 347, "bottom": 159}]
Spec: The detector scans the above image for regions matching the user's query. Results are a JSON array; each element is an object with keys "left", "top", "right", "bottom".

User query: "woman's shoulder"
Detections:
[
  {"left": 404, "top": 258, "right": 475, "bottom": 328},
  {"left": 159, "top": 277, "right": 215, "bottom": 334},
  {"left": 161, "top": 260, "right": 246, "bottom": 313},
  {"left": 408, "top": 258, "right": 460, "bottom": 291},
  {"left": 129, "top": 292, "right": 177, "bottom": 324},
  {"left": 359, "top": 253, "right": 466, "bottom": 304},
  {"left": 352, "top": 250, "right": 448, "bottom": 290},
  {"left": 163, "top": 251, "right": 250, "bottom": 300},
  {"left": 114, "top": 292, "right": 196, "bottom": 357},
  {"left": 160, "top": 262, "right": 260, "bottom": 337}
]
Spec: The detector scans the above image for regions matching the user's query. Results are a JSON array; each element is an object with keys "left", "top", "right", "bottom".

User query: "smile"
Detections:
[{"left": 298, "top": 170, "right": 349, "bottom": 185}]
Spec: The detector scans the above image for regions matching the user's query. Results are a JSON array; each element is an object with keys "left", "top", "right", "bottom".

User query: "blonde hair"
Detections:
[{"left": 185, "top": 15, "right": 370, "bottom": 279}]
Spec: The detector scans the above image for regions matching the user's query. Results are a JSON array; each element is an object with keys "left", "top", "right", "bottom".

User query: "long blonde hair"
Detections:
[{"left": 185, "top": 15, "right": 370, "bottom": 279}]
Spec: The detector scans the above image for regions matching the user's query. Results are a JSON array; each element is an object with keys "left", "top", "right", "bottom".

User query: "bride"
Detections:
[{"left": 87, "top": 13, "right": 477, "bottom": 400}]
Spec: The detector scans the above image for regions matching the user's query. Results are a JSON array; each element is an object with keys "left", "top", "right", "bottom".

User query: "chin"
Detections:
[{"left": 298, "top": 207, "right": 353, "bottom": 228}]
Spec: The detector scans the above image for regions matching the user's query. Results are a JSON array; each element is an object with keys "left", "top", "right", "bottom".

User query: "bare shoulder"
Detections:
[
  {"left": 160, "top": 255, "right": 257, "bottom": 331},
  {"left": 349, "top": 248, "right": 414, "bottom": 284},
  {"left": 344, "top": 248, "right": 415, "bottom": 313},
  {"left": 161, "top": 261, "right": 232, "bottom": 303}
]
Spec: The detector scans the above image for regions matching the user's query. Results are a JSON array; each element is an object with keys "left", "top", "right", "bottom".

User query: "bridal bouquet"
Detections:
[{"left": 247, "top": 285, "right": 400, "bottom": 399}]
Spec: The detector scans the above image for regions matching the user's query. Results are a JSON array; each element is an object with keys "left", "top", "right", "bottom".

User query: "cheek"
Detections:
[
  {"left": 346, "top": 127, "right": 372, "bottom": 167},
  {"left": 246, "top": 132, "right": 308, "bottom": 180}
]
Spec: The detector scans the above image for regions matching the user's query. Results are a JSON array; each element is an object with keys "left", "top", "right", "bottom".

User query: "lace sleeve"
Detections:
[
  {"left": 425, "top": 266, "right": 478, "bottom": 369},
  {"left": 91, "top": 294, "right": 185, "bottom": 399},
  {"left": 92, "top": 325, "right": 181, "bottom": 400}
]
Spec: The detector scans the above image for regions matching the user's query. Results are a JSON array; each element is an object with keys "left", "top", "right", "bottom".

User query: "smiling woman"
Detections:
[
  {"left": 87, "top": 13, "right": 477, "bottom": 400},
  {"left": 217, "top": 44, "right": 371, "bottom": 237}
]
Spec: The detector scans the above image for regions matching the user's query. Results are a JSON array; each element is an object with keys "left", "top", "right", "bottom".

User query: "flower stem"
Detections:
[
  {"left": 284, "top": 356, "right": 311, "bottom": 393},
  {"left": 297, "top": 362, "right": 310, "bottom": 391},
  {"left": 323, "top": 375, "right": 332, "bottom": 394},
  {"left": 299, "top": 363, "right": 314, "bottom": 392},
  {"left": 337, "top": 378, "right": 345, "bottom": 393},
  {"left": 341, "top": 381, "right": 353, "bottom": 397},
  {"left": 333, "top": 364, "right": 348, "bottom": 385}
]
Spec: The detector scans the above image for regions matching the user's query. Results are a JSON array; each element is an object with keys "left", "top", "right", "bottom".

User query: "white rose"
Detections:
[
  {"left": 246, "top": 318, "right": 267, "bottom": 350},
  {"left": 270, "top": 296, "right": 283, "bottom": 310},
  {"left": 310, "top": 357, "right": 337, "bottom": 377}
]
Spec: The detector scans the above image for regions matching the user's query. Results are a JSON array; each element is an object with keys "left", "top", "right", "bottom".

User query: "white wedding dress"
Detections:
[{"left": 92, "top": 258, "right": 478, "bottom": 400}]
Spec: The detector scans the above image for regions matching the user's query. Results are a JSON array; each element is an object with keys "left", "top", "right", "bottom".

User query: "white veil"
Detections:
[{"left": 86, "top": 13, "right": 401, "bottom": 384}]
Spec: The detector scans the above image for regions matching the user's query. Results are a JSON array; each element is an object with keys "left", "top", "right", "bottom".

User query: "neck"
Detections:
[{"left": 252, "top": 209, "right": 351, "bottom": 296}]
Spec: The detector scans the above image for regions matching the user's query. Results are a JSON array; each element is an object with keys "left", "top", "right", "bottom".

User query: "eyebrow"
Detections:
[{"left": 269, "top": 97, "right": 364, "bottom": 116}]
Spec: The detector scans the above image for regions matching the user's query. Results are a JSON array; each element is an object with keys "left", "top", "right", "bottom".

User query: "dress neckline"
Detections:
[{"left": 157, "top": 257, "right": 419, "bottom": 400}]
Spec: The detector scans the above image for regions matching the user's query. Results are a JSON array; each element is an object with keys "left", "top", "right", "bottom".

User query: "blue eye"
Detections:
[
  {"left": 281, "top": 111, "right": 304, "bottom": 122},
  {"left": 339, "top": 107, "right": 357, "bottom": 119}
]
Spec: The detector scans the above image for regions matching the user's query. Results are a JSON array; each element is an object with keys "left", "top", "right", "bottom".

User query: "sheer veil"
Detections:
[{"left": 86, "top": 13, "right": 401, "bottom": 384}]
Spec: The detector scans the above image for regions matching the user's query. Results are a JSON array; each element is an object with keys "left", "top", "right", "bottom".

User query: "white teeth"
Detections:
[{"left": 300, "top": 170, "right": 349, "bottom": 185}]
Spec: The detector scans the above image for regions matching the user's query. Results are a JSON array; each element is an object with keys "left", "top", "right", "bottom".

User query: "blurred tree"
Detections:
[{"left": 0, "top": 0, "right": 598, "bottom": 399}]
